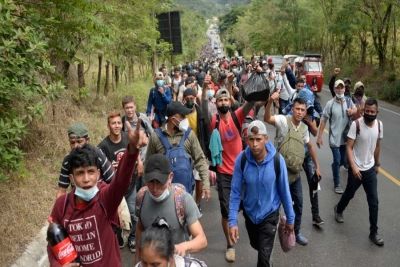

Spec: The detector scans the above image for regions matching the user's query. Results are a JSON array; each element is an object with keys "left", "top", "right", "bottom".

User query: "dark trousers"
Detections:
[
  {"left": 337, "top": 166, "right": 379, "bottom": 236},
  {"left": 290, "top": 177, "right": 303, "bottom": 234},
  {"left": 243, "top": 209, "right": 279, "bottom": 267},
  {"left": 302, "top": 152, "right": 319, "bottom": 215}
]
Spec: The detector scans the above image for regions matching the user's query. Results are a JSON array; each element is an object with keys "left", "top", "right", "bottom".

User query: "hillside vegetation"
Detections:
[
  {"left": 175, "top": 0, "right": 251, "bottom": 17},
  {"left": 0, "top": 0, "right": 207, "bottom": 265}
]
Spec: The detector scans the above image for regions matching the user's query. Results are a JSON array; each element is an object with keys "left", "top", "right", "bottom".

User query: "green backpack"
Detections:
[{"left": 278, "top": 116, "right": 306, "bottom": 184}]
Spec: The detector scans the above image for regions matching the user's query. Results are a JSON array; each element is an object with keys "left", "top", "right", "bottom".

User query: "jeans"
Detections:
[
  {"left": 330, "top": 145, "right": 348, "bottom": 187},
  {"left": 337, "top": 166, "right": 379, "bottom": 236},
  {"left": 302, "top": 152, "right": 319, "bottom": 215},
  {"left": 243, "top": 209, "right": 279, "bottom": 267},
  {"left": 290, "top": 177, "right": 303, "bottom": 234},
  {"left": 278, "top": 98, "right": 289, "bottom": 115},
  {"left": 125, "top": 183, "right": 138, "bottom": 242}
]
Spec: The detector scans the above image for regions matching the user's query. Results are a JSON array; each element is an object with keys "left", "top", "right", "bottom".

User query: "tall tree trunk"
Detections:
[
  {"left": 359, "top": 33, "right": 368, "bottom": 66},
  {"left": 96, "top": 54, "right": 102, "bottom": 96},
  {"left": 62, "top": 60, "right": 70, "bottom": 89},
  {"left": 104, "top": 60, "right": 110, "bottom": 96},
  {"left": 112, "top": 63, "right": 115, "bottom": 91},
  {"left": 77, "top": 63, "right": 85, "bottom": 88},
  {"left": 115, "top": 65, "right": 120, "bottom": 89},
  {"left": 131, "top": 58, "right": 135, "bottom": 82},
  {"left": 391, "top": 12, "right": 396, "bottom": 69}
]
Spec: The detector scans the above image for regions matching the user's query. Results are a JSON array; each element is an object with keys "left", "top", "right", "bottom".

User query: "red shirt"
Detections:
[
  {"left": 47, "top": 149, "right": 139, "bottom": 267},
  {"left": 209, "top": 107, "right": 245, "bottom": 175}
]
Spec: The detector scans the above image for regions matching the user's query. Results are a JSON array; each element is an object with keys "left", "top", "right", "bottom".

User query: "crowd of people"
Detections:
[{"left": 47, "top": 54, "right": 384, "bottom": 267}]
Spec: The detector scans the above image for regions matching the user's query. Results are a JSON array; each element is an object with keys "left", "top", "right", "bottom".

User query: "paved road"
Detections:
[
  {"left": 121, "top": 86, "right": 400, "bottom": 267},
  {"left": 206, "top": 26, "right": 225, "bottom": 58}
]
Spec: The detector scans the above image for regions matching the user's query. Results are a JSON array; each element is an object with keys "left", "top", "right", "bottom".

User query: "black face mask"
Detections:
[
  {"left": 217, "top": 105, "right": 230, "bottom": 114},
  {"left": 185, "top": 100, "right": 195, "bottom": 109},
  {"left": 364, "top": 113, "right": 377, "bottom": 123},
  {"left": 355, "top": 89, "right": 364, "bottom": 96},
  {"left": 199, "top": 68, "right": 203, "bottom": 72}
]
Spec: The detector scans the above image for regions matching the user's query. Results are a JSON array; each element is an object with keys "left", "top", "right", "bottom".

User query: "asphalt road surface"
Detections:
[
  {"left": 121, "top": 86, "right": 400, "bottom": 267},
  {"left": 207, "top": 27, "right": 225, "bottom": 59}
]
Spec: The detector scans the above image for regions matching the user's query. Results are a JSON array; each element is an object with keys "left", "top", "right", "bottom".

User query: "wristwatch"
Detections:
[{"left": 375, "top": 162, "right": 381, "bottom": 167}]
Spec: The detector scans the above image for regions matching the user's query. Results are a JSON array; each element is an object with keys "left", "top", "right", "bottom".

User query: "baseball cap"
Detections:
[
  {"left": 334, "top": 79, "right": 345, "bottom": 88},
  {"left": 155, "top": 72, "right": 163, "bottom": 79},
  {"left": 296, "top": 89, "right": 314, "bottom": 110},
  {"left": 183, "top": 88, "right": 196, "bottom": 98},
  {"left": 68, "top": 122, "right": 89, "bottom": 139},
  {"left": 267, "top": 58, "right": 273, "bottom": 63},
  {"left": 185, "top": 77, "right": 194, "bottom": 85},
  {"left": 166, "top": 101, "right": 192, "bottom": 117},
  {"left": 144, "top": 154, "right": 171, "bottom": 184},
  {"left": 262, "top": 60, "right": 267, "bottom": 64},
  {"left": 215, "top": 89, "right": 231, "bottom": 101},
  {"left": 247, "top": 120, "right": 268, "bottom": 136},
  {"left": 219, "top": 73, "right": 227, "bottom": 79}
]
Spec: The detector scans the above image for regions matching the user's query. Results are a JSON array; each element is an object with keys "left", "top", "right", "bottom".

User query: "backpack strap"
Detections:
[
  {"left": 173, "top": 184, "right": 186, "bottom": 229},
  {"left": 155, "top": 128, "right": 173, "bottom": 150},
  {"left": 356, "top": 119, "right": 360, "bottom": 135},
  {"left": 230, "top": 109, "right": 242, "bottom": 134},
  {"left": 274, "top": 152, "right": 281, "bottom": 183},
  {"left": 136, "top": 112, "right": 147, "bottom": 132},
  {"left": 62, "top": 193, "right": 70, "bottom": 217},
  {"left": 178, "top": 128, "right": 192, "bottom": 147},
  {"left": 135, "top": 186, "right": 149, "bottom": 218},
  {"left": 97, "top": 199, "right": 119, "bottom": 233}
]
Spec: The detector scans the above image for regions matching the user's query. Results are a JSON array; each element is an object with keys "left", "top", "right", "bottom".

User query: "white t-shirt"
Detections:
[
  {"left": 347, "top": 118, "right": 383, "bottom": 171},
  {"left": 274, "top": 115, "right": 310, "bottom": 148},
  {"left": 135, "top": 255, "right": 206, "bottom": 267}
]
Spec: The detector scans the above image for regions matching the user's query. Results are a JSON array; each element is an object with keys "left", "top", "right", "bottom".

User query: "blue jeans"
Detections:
[
  {"left": 302, "top": 152, "right": 319, "bottom": 215},
  {"left": 336, "top": 166, "right": 379, "bottom": 236},
  {"left": 290, "top": 177, "right": 303, "bottom": 234},
  {"left": 330, "top": 145, "right": 348, "bottom": 187},
  {"left": 125, "top": 182, "right": 138, "bottom": 242},
  {"left": 279, "top": 98, "right": 289, "bottom": 115}
]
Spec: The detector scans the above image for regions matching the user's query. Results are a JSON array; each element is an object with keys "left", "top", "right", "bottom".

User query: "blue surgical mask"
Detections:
[
  {"left": 156, "top": 80, "right": 164, "bottom": 87},
  {"left": 74, "top": 184, "right": 99, "bottom": 202},
  {"left": 149, "top": 187, "right": 170, "bottom": 202},
  {"left": 206, "top": 90, "right": 215, "bottom": 98},
  {"left": 232, "top": 68, "right": 237, "bottom": 73},
  {"left": 335, "top": 93, "right": 344, "bottom": 99}
]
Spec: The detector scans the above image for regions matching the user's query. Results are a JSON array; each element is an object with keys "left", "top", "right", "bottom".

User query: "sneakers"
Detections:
[
  {"left": 334, "top": 205, "right": 344, "bottom": 223},
  {"left": 116, "top": 229, "right": 125, "bottom": 249},
  {"left": 295, "top": 233, "right": 308, "bottom": 245},
  {"left": 225, "top": 248, "right": 235, "bottom": 262},
  {"left": 128, "top": 239, "right": 136, "bottom": 253},
  {"left": 312, "top": 215, "right": 325, "bottom": 225},
  {"left": 334, "top": 185, "right": 344, "bottom": 194}
]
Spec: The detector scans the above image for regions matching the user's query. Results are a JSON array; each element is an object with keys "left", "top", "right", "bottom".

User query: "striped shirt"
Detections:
[{"left": 58, "top": 147, "right": 115, "bottom": 188}]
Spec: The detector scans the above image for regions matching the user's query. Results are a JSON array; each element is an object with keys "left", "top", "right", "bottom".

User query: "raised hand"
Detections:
[{"left": 125, "top": 118, "right": 148, "bottom": 154}]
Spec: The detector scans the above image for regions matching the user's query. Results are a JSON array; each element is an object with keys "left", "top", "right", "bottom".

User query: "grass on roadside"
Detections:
[{"left": 0, "top": 75, "right": 153, "bottom": 267}]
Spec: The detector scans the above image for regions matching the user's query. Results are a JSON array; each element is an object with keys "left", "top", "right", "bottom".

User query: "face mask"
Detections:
[
  {"left": 148, "top": 187, "right": 170, "bottom": 202},
  {"left": 364, "top": 113, "right": 377, "bottom": 123},
  {"left": 199, "top": 68, "right": 203, "bottom": 72},
  {"left": 232, "top": 68, "right": 237, "bottom": 73},
  {"left": 74, "top": 183, "right": 99, "bottom": 202},
  {"left": 211, "top": 65, "right": 216, "bottom": 69},
  {"left": 156, "top": 80, "right": 164, "bottom": 87},
  {"left": 185, "top": 100, "right": 195, "bottom": 109},
  {"left": 355, "top": 89, "right": 364, "bottom": 96},
  {"left": 217, "top": 105, "right": 230, "bottom": 114},
  {"left": 206, "top": 90, "right": 215, "bottom": 98},
  {"left": 335, "top": 93, "right": 344, "bottom": 99}
]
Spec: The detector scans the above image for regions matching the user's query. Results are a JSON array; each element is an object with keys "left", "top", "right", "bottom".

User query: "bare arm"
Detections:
[
  {"left": 264, "top": 91, "right": 280, "bottom": 126},
  {"left": 174, "top": 220, "right": 207, "bottom": 256},
  {"left": 56, "top": 187, "right": 66, "bottom": 199},
  {"left": 316, "top": 119, "right": 327, "bottom": 148},
  {"left": 374, "top": 138, "right": 381, "bottom": 174}
]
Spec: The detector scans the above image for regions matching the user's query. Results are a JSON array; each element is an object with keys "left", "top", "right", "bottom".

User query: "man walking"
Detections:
[
  {"left": 334, "top": 98, "right": 383, "bottom": 246},
  {"left": 316, "top": 79, "right": 356, "bottom": 194},
  {"left": 229, "top": 120, "right": 294, "bottom": 267}
]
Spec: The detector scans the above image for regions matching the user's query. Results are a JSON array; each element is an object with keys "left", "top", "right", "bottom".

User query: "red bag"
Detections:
[{"left": 278, "top": 216, "right": 295, "bottom": 252}]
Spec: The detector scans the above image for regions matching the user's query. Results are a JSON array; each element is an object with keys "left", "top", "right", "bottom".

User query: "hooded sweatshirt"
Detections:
[
  {"left": 47, "top": 148, "right": 139, "bottom": 267},
  {"left": 229, "top": 142, "right": 294, "bottom": 227}
]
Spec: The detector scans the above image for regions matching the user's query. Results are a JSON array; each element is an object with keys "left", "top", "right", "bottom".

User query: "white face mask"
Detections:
[
  {"left": 148, "top": 187, "right": 170, "bottom": 202},
  {"left": 335, "top": 93, "right": 344, "bottom": 99},
  {"left": 178, "top": 118, "right": 189, "bottom": 132}
]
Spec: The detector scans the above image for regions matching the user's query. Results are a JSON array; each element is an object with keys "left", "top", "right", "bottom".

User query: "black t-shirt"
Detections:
[
  {"left": 98, "top": 132, "right": 136, "bottom": 196},
  {"left": 196, "top": 71, "right": 206, "bottom": 87}
]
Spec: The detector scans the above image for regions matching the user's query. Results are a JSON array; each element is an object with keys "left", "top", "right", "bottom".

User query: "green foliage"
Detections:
[
  {"left": 0, "top": 0, "right": 63, "bottom": 181},
  {"left": 382, "top": 81, "right": 400, "bottom": 101}
]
